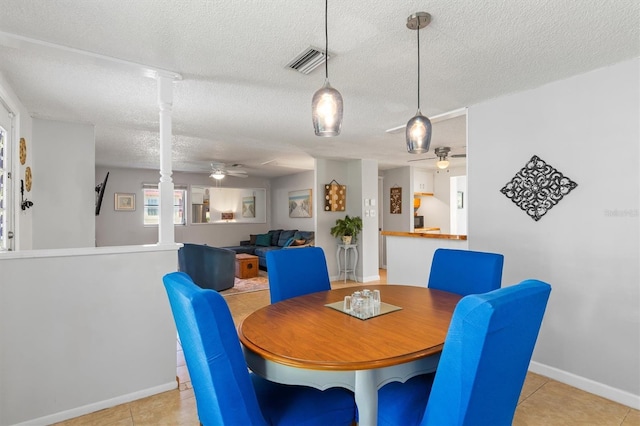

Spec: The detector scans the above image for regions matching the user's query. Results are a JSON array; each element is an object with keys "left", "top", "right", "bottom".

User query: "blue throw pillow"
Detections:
[
  {"left": 255, "top": 233, "right": 271, "bottom": 247},
  {"left": 283, "top": 237, "right": 295, "bottom": 247}
]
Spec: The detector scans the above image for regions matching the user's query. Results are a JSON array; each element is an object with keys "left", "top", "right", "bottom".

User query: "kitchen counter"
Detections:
[
  {"left": 381, "top": 230, "right": 466, "bottom": 240},
  {"left": 382, "top": 230, "right": 468, "bottom": 285}
]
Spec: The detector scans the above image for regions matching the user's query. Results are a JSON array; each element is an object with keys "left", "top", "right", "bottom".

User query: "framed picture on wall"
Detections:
[
  {"left": 242, "top": 196, "right": 256, "bottom": 218},
  {"left": 115, "top": 193, "right": 136, "bottom": 211},
  {"left": 289, "top": 189, "right": 312, "bottom": 218},
  {"left": 390, "top": 187, "right": 402, "bottom": 214}
]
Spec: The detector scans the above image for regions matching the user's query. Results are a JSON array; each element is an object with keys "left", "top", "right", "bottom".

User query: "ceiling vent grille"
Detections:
[{"left": 286, "top": 46, "right": 331, "bottom": 75}]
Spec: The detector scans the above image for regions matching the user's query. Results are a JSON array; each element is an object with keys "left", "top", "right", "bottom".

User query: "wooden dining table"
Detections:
[{"left": 238, "top": 284, "right": 462, "bottom": 426}]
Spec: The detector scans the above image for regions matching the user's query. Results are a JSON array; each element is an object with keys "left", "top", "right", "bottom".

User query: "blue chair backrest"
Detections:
[
  {"left": 266, "top": 247, "right": 331, "bottom": 303},
  {"left": 428, "top": 248, "right": 504, "bottom": 296},
  {"left": 163, "top": 272, "right": 267, "bottom": 426},
  {"left": 421, "top": 279, "right": 551, "bottom": 426}
]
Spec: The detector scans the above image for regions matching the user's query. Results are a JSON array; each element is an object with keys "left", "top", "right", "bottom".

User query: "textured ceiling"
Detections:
[{"left": 0, "top": 0, "right": 638, "bottom": 177}]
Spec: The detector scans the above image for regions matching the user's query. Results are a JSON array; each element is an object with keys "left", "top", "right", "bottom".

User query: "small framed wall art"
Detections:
[
  {"left": 289, "top": 189, "right": 312, "bottom": 218},
  {"left": 324, "top": 180, "right": 346, "bottom": 211},
  {"left": 390, "top": 186, "right": 402, "bottom": 214},
  {"left": 242, "top": 196, "right": 256, "bottom": 218},
  {"left": 115, "top": 193, "right": 136, "bottom": 211}
]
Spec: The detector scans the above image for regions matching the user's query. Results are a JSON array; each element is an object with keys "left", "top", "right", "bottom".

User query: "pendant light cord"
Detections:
[
  {"left": 325, "top": 0, "right": 329, "bottom": 79},
  {"left": 416, "top": 20, "right": 421, "bottom": 110}
]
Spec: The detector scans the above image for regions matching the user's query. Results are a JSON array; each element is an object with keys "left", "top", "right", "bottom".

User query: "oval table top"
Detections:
[{"left": 238, "top": 284, "right": 462, "bottom": 371}]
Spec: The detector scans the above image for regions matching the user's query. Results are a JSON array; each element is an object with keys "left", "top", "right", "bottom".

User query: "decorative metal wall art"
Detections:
[
  {"left": 324, "top": 180, "right": 346, "bottom": 211},
  {"left": 390, "top": 186, "right": 402, "bottom": 214},
  {"left": 500, "top": 155, "right": 577, "bottom": 221}
]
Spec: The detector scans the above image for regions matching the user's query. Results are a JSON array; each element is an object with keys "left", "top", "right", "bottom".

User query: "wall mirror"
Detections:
[{"left": 191, "top": 186, "right": 267, "bottom": 224}]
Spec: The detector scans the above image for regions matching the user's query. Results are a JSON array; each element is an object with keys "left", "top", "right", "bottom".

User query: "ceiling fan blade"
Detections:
[
  {"left": 451, "top": 154, "right": 466, "bottom": 158},
  {"left": 408, "top": 156, "right": 436, "bottom": 162}
]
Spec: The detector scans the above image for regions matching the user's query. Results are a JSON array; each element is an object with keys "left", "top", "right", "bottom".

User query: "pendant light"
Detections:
[
  {"left": 312, "top": 0, "right": 343, "bottom": 137},
  {"left": 406, "top": 12, "right": 432, "bottom": 154}
]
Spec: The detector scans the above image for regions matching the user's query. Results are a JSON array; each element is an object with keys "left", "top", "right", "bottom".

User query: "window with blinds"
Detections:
[{"left": 143, "top": 184, "right": 187, "bottom": 226}]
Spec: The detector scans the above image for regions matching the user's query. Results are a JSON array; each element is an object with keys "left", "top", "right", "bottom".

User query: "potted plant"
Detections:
[{"left": 330, "top": 215, "right": 363, "bottom": 245}]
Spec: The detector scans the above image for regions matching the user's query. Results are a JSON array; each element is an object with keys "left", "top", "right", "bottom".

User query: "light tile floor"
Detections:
[{"left": 56, "top": 271, "right": 639, "bottom": 425}]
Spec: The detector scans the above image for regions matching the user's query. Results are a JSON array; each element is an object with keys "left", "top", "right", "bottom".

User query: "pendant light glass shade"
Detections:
[
  {"left": 406, "top": 110, "right": 432, "bottom": 153},
  {"left": 312, "top": 79, "right": 343, "bottom": 136},
  {"left": 312, "top": 0, "right": 343, "bottom": 137},
  {"left": 210, "top": 172, "right": 225, "bottom": 180},
  {"left": 406, "top": 12, "right": 432, "bottom": 154}
]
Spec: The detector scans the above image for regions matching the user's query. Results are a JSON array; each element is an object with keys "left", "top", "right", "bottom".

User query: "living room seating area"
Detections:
[{"left": 224, "top": 229, "right": 314, "bottom": 270}]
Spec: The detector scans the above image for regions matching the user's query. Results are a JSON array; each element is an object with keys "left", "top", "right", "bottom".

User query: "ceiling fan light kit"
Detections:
[
  {"left": 208, "top": 162, "right": 249, "bottom": 180},
  {"left": 435, "top": 146, "right": 450, "bottom": 169},
  {"left": 406, "top": 12, "right": 432, "bottom": 154},
  {"left": 312, "top": 0, "right": 343, "bottom": 137},
  {"left": 436, "top": 159, "right": 450, "bottom": 169}
]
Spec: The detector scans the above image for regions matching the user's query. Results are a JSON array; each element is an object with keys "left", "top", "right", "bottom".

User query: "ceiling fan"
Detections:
[
  {"left": 209, "top": 162, "right": 249, "bottom": 179},
  {"left": 407, "top": 146, "right": 466, "bottom": 169}
]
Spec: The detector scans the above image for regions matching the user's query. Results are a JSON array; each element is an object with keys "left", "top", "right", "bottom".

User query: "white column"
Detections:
[{"left": 156, "top": 73, "right": 175, "bottom": 245}]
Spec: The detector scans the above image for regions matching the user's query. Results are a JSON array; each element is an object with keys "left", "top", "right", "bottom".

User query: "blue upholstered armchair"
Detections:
[{"left": 177, "top": 243, "right": 235, "bottom": 292}]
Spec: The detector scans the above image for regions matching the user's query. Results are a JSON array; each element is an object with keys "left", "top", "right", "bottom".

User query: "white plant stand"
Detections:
[{"left": 336, "top": 244, "right": 358, "bottom": 282}]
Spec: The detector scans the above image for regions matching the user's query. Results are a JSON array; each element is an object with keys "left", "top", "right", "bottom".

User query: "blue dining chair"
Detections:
[
  {"left": 163, "top": 272, "right": 356, "bottom": 426},
  {"left": 266, "top": 247, "right": 331, "bottom": 303},
  {"left": 378, "top": 279, "right": 552, "bottom": 426},
  {"left": 428, "top": 248, "right": 504, "bottom": 296}
]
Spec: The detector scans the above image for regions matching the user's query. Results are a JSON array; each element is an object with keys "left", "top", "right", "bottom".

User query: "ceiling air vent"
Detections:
[{"left": 286, "top": 46, "right": 331, "bottom": 75}]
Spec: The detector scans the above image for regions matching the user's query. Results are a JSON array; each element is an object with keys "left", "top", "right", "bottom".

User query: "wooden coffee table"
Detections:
[{"left": 235, "top": 253, "right": 259, "bottom": 279}]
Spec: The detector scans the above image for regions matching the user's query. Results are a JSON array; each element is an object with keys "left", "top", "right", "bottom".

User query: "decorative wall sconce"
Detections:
[
  {"left": 324, "top": 179, "right": 346, "bottom": 211},
  {"left": 20, "top": 179, "right": 34, "bottom": 210}
]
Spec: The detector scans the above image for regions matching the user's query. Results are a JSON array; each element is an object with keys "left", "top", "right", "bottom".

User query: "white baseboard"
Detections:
[
  {"left": 329, "top": 275, "right": 381, "bottom": 283},
  {"left": 12, "top": 381, "right": 177, "bottom": 426},
  {"left": 529, "top": 361, "right": 640, "bottom": 409},
  {"left": 361, "top": 274, "right": 381, "bottom": 283}
]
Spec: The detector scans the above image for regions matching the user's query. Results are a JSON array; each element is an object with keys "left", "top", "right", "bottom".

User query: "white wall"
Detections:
[
  {"left": 468, "top": 58, "right": 639, "bottom": 407},
  {"left": 0, "top": 246, "right": 178, "bottom": 425},
  {"left": 0, "top": 73, "right": 33, "bottom": 250},
  {"left": 316, "top": 159, "right": 352, "bottom": 280},
  {"left": 450, "top": 175, "right": 468, "bottom": 235},
  {"left": 421, "top": 166, "right": 466, "bottom": 234},
  {"left": 315, "top": 159, "right": 379, "bottom": 282},
  {"left": 382, "top": 167, "right": 412, "bottom": 232},
  {"left": 32, "top": 118, "right": 95, "bottom": 249},
  {"left": 95, "top": 167, "right": 272, "bottom": 247},
  {"left": 270, "top": 171, "right": 314, "bottom": 231},
  {"left": 358, "top": 159, "right": 380, "bottom": 282}
]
